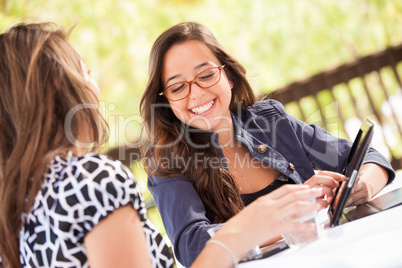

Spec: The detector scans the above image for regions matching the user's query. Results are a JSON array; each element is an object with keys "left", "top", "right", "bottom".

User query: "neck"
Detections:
[{"left": 217, "top": 119, "right": 236, "bottom": 148}]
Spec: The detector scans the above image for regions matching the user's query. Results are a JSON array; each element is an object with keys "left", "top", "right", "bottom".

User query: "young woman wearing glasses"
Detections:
[{"left": 140, "top": 22, "right": 395, "bottom": 267}]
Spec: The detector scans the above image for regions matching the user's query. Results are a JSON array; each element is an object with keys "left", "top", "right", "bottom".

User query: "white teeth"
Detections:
[{"left": 191, "top": 100, "right": 215, "bottom": 114}]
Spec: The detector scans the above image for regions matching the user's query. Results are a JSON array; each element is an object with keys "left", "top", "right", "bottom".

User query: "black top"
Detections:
[{"left": 241, "top": 175, "right": 295, "bottom": 206}]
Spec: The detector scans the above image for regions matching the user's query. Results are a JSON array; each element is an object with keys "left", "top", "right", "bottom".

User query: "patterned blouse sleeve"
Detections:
[{"left": 58, "top": 154, "right": 147, "bottom": 242}]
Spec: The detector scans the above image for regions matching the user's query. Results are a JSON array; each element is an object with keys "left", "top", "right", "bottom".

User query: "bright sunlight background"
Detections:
[
  {"left": 2, "top": 0, "right": 401, "bottom": 150},
  {"left": 2, "top": 0, "right": 402, "bottom": 249}
]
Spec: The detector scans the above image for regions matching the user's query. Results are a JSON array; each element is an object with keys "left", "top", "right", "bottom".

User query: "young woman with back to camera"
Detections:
[
  {"left": 0, "top": 22, "right": 327, "bottom": 268},
  {"left": 140, "top": 21, "right": 395, "bottom": 267},
  {"left": 0, "top": 22, "right": 175, "bottom": 268}
]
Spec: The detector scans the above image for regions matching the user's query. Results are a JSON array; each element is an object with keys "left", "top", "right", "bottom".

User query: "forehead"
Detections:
[{"left": 162, "top": 40, "right": 220, "bottom": 81}]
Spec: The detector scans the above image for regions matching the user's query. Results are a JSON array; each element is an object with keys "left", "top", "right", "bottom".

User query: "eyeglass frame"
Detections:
[{"left": 159, "top": 64, "right": 226, "bottom": 101}]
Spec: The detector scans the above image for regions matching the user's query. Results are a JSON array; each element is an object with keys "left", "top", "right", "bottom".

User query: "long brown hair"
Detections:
[
  {"left": 0, "top": 22, "right": 107, "bottom": 267},
  {"left": 140, "top": 22, "right": 256, "bottom": 223}
]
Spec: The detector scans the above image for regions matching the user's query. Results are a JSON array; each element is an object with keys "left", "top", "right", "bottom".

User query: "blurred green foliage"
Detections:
[
  {"left": 2, "top": 0, "right": 402, "bottom": 150},
  {"left": 2, "top": 0, "right": 402, "bottom": 241}
]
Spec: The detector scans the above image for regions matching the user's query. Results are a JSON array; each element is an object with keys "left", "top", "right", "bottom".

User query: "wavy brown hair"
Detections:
[
  {"left": 0, "top": 22, "right": 107, "bottom": 267},
  {"left": 140, "top": 22, "right": 256, "bottom": 223}
]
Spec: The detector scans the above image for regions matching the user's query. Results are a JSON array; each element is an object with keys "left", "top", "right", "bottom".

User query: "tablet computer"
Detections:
[{"left": 328, "top": 119, "right": 374, "bottom": 227}]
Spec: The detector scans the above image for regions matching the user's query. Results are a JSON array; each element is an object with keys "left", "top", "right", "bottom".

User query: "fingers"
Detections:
[
  {"left": 253, "top": 185, "right": 324, "bottom": 224},
  {"left": 270, "top": 172, "right": 345, "bottom": 201},
  {"left": 346, "top": 193, "right": 366, "bottom": 206},
  {"left": 268, "top": 185, "right": 325, "bottom": 207},
  {"left": 347, "top": 188, "right": 370, "bottom": 206},
  {"left": 270, "top": 187, "right": 324, "bottom": 213},
  {"left": 316, "top": 198, "right": 328, "bottom": 208},
  {"left": 268, "top": 184, "right": 311, "bottom": 199},
  {"left": 303, "top": 171, "right": 346, "bottom": 207},
  {"left": 278, "top": 200, "right": 322, "bottom": 221},
  {"left": 318, "top": 185, "right": 334, "bottom": 200},
  {"left": 304, "top": 171, "right": 346, "bottom": 189},
  {"left": 316, "top": 170, "right": 347, "bottom": 181},
  {"left": 235, "top": 185, "right": 324, "bottom": 245},
  {"left": 280, "top": 220, "right": 317, "bottom": 235},
  {"left": 346, "top": 177, "right": 371, "bottom": 206}
]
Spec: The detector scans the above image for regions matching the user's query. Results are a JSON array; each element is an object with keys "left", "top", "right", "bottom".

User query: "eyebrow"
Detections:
[{"left": 165, "top": 62, "right": 213, "bottom": 85}]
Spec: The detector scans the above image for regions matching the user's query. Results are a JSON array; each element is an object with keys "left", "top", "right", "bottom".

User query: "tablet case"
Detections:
[{"left": 328, "top": 119, "right": 374, "bottom": 227}]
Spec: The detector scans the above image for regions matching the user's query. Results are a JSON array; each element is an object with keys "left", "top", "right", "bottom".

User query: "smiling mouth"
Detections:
[{"left": 189, "top": 99, "right": 215, "bottom": 115}]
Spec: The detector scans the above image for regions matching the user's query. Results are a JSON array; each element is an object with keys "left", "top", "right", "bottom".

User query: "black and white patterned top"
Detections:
[{"left": 14, "top": 153, "right": 173, "bottom": 268}]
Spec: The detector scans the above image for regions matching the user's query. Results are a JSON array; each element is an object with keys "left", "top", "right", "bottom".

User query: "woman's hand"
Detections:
[
  {"left": 346, "top": 163, "right": 388, "bottom": 206},
  {"left": 202, "top": 185, "right": 324, "bottom": 263},
  {"left": 303, "top": 171, "right": 346, "bottom": 208}
]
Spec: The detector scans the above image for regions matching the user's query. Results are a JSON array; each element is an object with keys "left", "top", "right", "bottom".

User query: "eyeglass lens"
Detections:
[{"left": 165, "top": 66, "right": 222, "bottom": 101}]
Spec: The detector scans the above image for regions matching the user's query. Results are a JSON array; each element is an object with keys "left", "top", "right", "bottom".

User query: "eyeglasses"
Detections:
[{"left": 159, "top": 65, "right": 226, "bottom": 101}]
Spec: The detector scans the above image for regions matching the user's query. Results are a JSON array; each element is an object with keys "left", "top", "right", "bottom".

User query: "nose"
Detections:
[{"left": 188, "top": 81, "right": 204, "bottom": 99}]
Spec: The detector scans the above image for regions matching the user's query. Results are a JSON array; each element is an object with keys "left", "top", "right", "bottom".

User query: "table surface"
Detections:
[{"left": 239, "top": 171, "right": 402, "bottom": 268}]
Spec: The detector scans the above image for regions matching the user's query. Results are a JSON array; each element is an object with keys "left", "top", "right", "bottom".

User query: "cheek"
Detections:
[
  {"left": 172, "top": 109, "right": 186, "bottom": 124},
  {"left": 169, "top": 102, "right": 188, "bottom": 123}
]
